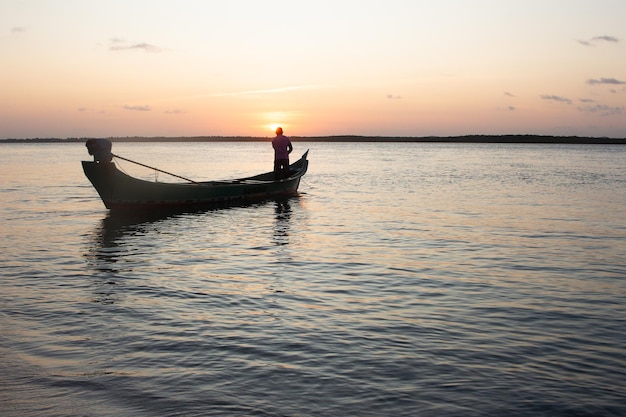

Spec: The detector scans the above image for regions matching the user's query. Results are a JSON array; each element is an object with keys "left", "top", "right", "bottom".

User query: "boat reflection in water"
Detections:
[
  {"left": 83, "top": 209, "right": 183, "bottom": 305},
  {"left": 84, "top": 195, "right": 301, "bottom": 304}
]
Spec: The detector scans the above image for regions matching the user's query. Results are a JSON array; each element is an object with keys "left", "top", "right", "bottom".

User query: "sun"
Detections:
[
  {"left": 268, "top": 123, "right": 282, "bottom": 134},
  {"left": 261, "top": 111, "right": 292, "bottom": 134}
]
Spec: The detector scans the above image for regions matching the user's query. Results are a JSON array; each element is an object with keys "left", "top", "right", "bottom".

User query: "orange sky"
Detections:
[{"left": 1, "top": 0, "right": 625, "bottom": 138}]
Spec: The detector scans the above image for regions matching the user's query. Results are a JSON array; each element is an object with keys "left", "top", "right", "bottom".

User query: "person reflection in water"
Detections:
[
  {"left": 273, "top": 199, "right": 291, "bottom": 246},
  {"left": 272, "top": 127, "right": 293, "bottom": 180}
]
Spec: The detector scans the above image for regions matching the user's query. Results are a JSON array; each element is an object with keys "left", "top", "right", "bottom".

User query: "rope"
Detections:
[{"left": 111, "top": 153, "right": 199, "bottom": 184}]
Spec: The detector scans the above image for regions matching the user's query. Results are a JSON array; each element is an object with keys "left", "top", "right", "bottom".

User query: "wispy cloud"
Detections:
[
  {"left": 109, "top": 38, "right": 162, "bottom": 53},
  {"left": 504, "top": 92, "right": 515, "bottom": 97},
  {"left": 586, "top": 77, "right": 626, "bottom": 85},
  {"left": 579, "top": 98, "right": 596, "bottom": 103},
  {"left": 592, "top": 35, "right": 619, "bottom": 43},
  {"left": 496, "top": 105, "right": 516, "bottom": 112},
  {"left": 540, "top": 94, "right": 572, "bottom": 104},
  {"left": 387, "top": 94, "right": 402, "bottom": 100},
  {"left": 578, "top": 104, "right": 624, "bottom": 116},
  {"left": 211, "top": 85, "right": 323, "bottom": 97},
  {"left": 77, "top": 107, "right": 106, "bottom": 114},
  {"left": 578, "top": 35, "right": 619, "bottom": 46},
  {"left": 11, "top": 26, "right": 26, "bottom": 34},
  {"left": 123, "top": 105, "right": 151, "bottom": 111}
]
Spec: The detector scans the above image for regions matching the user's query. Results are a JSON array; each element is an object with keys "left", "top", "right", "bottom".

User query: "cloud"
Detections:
[
  {"left": 578, "top": 104, "right": 624, "bottom": 116},
  {"left": 540, "top": 94, "right": 572, "bottom": 104},
  {"left": 496, "top": 105, "right": 516, "bottom": 111},
  {"left": 11, "top": 26, "right": 26, "bottom": 34},
  {"left": 387, "top": 94, "right": 402, "bottom": 100},
  {"left": 504, "top": 92, "right": 515, "bottom": 97},
  {"left": 592, "top": 35, "right": 619, "bottom": 43},
  {"left": 109, "top": 38, "right": 162, "bottom": 53},
  {"left": 123, "top": 105, "right": 151, "bottom": 111},
  {"left": 165, "top": 109, "right": 187, "bottom": 114},
  {"left": 586, "top": 77, "right": 626, "bottom": 85},
  {"left": 112, "top": 43, "right": 162, "bottom": 53},
  {"left": 578, "top": 35, "right": 619, "bottom": 46},
  {"left": 211, "top": 85, "right": 323, "bottom": 97},
  {"left": 579, "top": 98, "right": 596, "bottom": 103},
  {"left": 78, "top": 107, "right": 106, "bottom": 114}
]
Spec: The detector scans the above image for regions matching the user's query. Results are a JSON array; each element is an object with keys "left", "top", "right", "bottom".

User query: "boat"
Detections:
[{"left": 82, "top": 149, "right": 309, "bottom": 211}]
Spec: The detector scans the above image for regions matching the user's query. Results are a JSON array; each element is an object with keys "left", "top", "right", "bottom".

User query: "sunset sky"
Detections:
[{"left": 2, "top": 0, "right": 625, "bottom": 139}]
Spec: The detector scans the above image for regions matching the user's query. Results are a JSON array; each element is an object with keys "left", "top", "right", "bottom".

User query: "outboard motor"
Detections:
[{"left": 85, "top": 139, "right": 113, "bottom": 163}]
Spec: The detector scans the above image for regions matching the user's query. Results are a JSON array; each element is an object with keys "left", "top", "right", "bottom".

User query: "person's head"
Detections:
[{"left": 275, "top": 127, "right": 283, "bottom": 135}]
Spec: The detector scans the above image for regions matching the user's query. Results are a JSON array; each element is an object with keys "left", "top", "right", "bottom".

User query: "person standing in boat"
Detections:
[{"left": 272, "top": 127, "right": 293, "bottom": 179}]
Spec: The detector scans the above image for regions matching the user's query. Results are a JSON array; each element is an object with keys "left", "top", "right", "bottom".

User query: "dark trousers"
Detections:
[{"left": 274, "top": 159, "right": 290, "bottom": 179}]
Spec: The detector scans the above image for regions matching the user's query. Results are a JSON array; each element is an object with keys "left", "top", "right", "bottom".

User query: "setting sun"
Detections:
[{"left": 268, "top": 124, "right": 282, "bottom": 134}]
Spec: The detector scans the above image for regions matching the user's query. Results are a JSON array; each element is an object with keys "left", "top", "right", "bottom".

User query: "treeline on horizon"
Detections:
[{"left": 1, "top": 135, "right": 625, "bottom": 144}]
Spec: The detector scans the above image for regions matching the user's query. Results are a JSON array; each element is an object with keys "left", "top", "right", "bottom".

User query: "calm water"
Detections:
[{"left": 1, "top": 141, "right": 625, "bottom": 417}]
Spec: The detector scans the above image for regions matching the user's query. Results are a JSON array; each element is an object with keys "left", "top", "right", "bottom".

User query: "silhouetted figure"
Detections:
[
  {"left": 86, "top": 139, "right": 113, "bottom": 163},
  {"left": 272, "top": 127, "right": 293, "bottom": 180}
]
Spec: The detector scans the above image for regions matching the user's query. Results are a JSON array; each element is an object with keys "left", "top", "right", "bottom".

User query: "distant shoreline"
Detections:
[{"left": 1, "top": 135, "right": 625, "bottom": 144}]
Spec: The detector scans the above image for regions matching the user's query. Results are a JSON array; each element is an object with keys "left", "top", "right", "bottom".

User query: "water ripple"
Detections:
[{"left": 2, "top": 143, "right": 625, "bottom": 416}]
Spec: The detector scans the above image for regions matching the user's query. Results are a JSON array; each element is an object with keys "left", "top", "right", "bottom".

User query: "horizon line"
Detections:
[{"left": 1, "top": 134, "right": 625, "bottom": 144}]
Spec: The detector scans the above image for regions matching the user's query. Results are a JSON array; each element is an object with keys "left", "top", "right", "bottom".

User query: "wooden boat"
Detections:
[{"left": 82, "top": 150, "right": 309, "bottom": 210}]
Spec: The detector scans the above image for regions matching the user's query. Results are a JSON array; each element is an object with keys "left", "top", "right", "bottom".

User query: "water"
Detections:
[{"left": 1, "top": 141, "right": 625, "bottom": 417}]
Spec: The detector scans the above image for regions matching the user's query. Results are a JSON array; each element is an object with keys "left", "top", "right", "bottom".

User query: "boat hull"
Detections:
[{"left": 83, "top": 151, "right": 308, "bottom": 210}]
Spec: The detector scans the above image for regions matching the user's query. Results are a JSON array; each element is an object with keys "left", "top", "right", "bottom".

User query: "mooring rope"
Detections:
[{"left": 111, "top": 153, "right": 199, "bottom": 184}]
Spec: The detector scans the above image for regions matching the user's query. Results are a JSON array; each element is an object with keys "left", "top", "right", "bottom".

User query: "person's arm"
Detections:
[{"left": 287, "top": 140, "right": 293, "bottom": 154}]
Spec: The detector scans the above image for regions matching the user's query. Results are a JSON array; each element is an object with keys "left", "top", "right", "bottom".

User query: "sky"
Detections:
[{"left": 1, "top": 0, "right": 625, "bottom": 139}]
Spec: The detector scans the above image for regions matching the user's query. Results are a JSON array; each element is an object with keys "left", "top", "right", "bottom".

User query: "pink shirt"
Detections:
[{"left": 272, "top": 135, "right": 293, "bottom": 160}]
